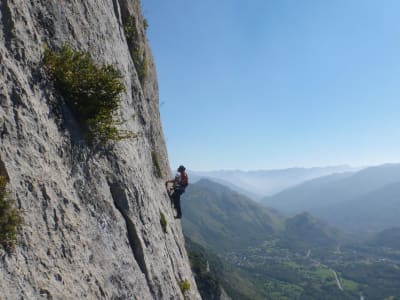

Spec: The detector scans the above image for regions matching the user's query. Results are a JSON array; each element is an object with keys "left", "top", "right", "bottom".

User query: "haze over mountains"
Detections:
[
  {"left": 191, "top": 165, "right": 358, "bottom": 200},
  {"left": 262, "top": 164, "right": 400, "bottom": 234},
  {"left": 189, "top": 163, "right": 400, "bottom": 235}
]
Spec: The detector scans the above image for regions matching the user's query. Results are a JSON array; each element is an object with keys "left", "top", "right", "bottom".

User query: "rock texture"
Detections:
[{"left": 0, "top": 0, "right": 200, "bottom": 299}]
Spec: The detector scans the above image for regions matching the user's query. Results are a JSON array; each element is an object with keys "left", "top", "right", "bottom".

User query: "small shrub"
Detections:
[
  {"left": 152, "top": 151, "right": 162, "bottom": 178},
  {"left": 137, "top": 54, "right": 148, "bottom": 85},
  {"left": 178, "top": 279, "right": 191, "bottom": 294},
  {"left": 143, "top": 18, "right": 149, "bottom": 31},
  {"left": 0, "top": 176, "right": 22, "bottom": 252},
  {"left": 160, "top": 211, "right": 167, "bottom": 233},
  {"left": 123, "top": 16, "right": 148, "bottom": 84},
  {"left": 43, "top": 44, "right": 135, "bottom": 144}
]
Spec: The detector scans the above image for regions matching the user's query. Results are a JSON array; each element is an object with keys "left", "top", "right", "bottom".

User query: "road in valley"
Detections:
[{"left": 331, "top": 270, "right": 343, "bottom": 291}]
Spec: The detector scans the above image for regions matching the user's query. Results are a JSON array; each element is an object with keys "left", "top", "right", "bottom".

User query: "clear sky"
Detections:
[{"left": 141, "top": 0, "right": 400, "bottom": 171}]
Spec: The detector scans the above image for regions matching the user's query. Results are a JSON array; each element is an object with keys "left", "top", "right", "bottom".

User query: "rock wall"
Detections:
[{"left": 0, "top": 0, "right": 200, "bottom": 299}]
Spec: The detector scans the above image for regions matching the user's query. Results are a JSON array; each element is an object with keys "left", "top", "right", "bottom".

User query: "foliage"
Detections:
[
  {"left": 151, "top": 151, "right": 162, "bottom": 178},
  {"left": 160, "top": 211, "right": 167, "bottom": 233},
  {"left": 44, "top": 44, "right": 135, "bottom": 144},
  {"left": 178, "top": 279, "right": 190, "bottom": 294},
  {"left": 0, "top": 176, "right": 22, "bottom": 252},
  {"left": 186, "top": 237, "right": 223, "bottom": 299},
  {"left": 123, "top": 16, "right": 148, "bottom": 84},
  {"left": 143, "top": 18, "right": 149, "bottom": 31},
  {"left": 338, "top": 261, "right": 400, "bottom": 299},
  {"left": 341, "top": 278, "right": 359, "bottom": 292}
]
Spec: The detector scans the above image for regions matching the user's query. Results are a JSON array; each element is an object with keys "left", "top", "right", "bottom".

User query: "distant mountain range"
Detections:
[
  {"left": 182, "top": 179, "right": 342, "bottom": 251},
  {"left": 190, "top": 165, "right": 358, "bottom": 199},
  {"left": 261, "top": 164, "right": 400, "bottom": 234}
]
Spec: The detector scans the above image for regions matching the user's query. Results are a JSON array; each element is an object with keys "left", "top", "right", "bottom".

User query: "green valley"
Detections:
[{"left": 183, "top": 180, "right": 400, "bottom": 300}]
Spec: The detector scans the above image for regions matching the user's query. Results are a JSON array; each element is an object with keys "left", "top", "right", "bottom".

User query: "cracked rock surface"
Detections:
[{"left": 0, "top": 0, "right": 200, "bottom": 299}]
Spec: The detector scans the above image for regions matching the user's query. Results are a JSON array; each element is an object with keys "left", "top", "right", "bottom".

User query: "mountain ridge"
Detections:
[
  {"left": 262, "top": 164, "right": 400, "bottom": 233},
  {"left": 191, "top": 165, "right": 359, "bottom": 199},
  {"left": 182, "top": 179, "right": 284, "bottom": 251}
]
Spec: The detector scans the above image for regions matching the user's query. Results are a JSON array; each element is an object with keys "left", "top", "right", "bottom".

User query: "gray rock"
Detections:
[
  {"left": 0, "top": 0, "right": 200, "bottom": 299},
  {"left": 220, "top": 287, "right": 232, "bottom": 300}
]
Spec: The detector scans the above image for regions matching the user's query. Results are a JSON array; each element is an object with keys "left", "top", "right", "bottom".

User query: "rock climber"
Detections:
[{"left": 165, "top": 165, "right": 188, "bottom": 219}]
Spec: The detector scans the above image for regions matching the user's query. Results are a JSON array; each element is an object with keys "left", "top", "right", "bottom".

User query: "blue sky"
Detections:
[{"left": 141, "top": 0, "right": 400, "bottom": 171}]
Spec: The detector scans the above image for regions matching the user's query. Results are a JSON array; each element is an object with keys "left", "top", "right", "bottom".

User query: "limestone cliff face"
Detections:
[{"left": 0, "top": 0, "right": 200, "bottom": 299}]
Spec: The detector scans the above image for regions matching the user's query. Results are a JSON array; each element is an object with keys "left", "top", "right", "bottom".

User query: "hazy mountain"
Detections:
[
  {"left": 279, "top": 212, "right": 343, "bottom": 251},
  {"left": 191, "top": 165, "right": 357, "bottom": 199},
  {"left": 323, "top": 181, "right": 400, "bottom": 233},
  {"left": 189, "top": 173, "right": 260, "bottom": 200},
  {"left": 262, "top": 164, "right": 400, "bottom": 234},
  {"left": 182, "top": 179, "right": 285, "bottom": 251},
  {"left": 182, "top": 180, "right": 342, "bottom": 251},
  {"left": 368, "top": 227, "right": 400, "bottom": 250}
]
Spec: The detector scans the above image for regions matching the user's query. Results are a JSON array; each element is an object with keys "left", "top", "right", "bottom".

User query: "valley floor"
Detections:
[{"left": 220, "top": 241, "right": 400, "bottom": 300}]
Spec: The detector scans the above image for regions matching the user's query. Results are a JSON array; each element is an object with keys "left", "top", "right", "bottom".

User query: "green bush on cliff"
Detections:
[
  {"left": 178, "top": 279, "right": 191, "bottom": 294},
  {"left": 143, "top": 18, "right": 149, "bottom": 31},
  {"left": 152, "top": 151, "right": 162, "bottom": 178},
  {"left": 160, "top": 211, "right": 167, "bottom": 233},
  {"left": 44, "top": 44, "right": 135, "bottom": 144},
  {"left": 0, "top": 176, "right": 22, "bottom": 252},
  {"left": 123, "top": 16, "right": 148, "bottom": 84}
]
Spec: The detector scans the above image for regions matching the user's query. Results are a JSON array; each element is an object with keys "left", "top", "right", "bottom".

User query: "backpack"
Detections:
[{"left": 181, "top": 172, "right": 189, "bottom": 188}]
